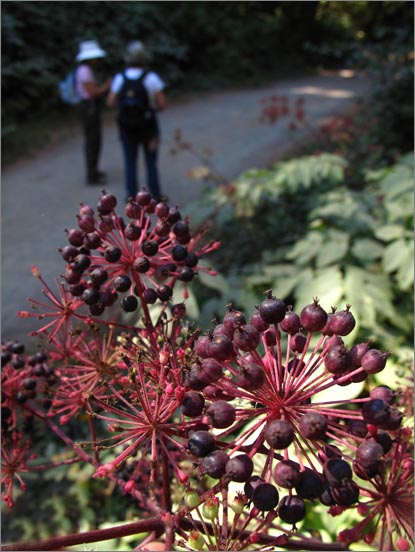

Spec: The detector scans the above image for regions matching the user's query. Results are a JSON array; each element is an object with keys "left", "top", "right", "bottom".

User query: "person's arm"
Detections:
[
  {"left": 83, "top": 79, "right": 111, "bottom": 99},
  {"left": 106, "top": 91, "right": 117, "bottom": 108},
  {"left": 154, "top": 90, "right": 166, "bottom": 112}
]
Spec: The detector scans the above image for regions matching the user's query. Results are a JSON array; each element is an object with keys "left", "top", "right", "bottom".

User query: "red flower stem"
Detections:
[{"left": 1, "top": 516, "right": 165, "bottom": 551}]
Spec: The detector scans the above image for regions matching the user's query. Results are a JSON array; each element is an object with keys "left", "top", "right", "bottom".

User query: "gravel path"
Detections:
[{"left": 1, "top": 70, "right": 369, "bottom": 345}]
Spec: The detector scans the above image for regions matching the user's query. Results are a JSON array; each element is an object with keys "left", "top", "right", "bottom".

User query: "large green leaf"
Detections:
[
  {"left": 374, "top": 224, "right": 405, "bottom": 241},
  {"left": 316, "top": 230, "right": 349, "bottom": 267},
  {"left": 382, "top": 238, "right": 411, "bottom": 274},
  {"left": 286, "top": 232, "right": 323, "bottom": 264},
  {"left": 351, "top": 238, "right": 383, "bottom": 262}
]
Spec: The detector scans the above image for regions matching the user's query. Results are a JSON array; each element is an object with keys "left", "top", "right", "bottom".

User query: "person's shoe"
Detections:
[{"left": 87, "top": 172, "right": 107, "bottom": 185}]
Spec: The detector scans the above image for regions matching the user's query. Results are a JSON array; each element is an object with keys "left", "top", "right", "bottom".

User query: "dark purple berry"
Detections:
[
  {"left": 172, "top": 245, "right": 188, "bottom": 262},
  {"left": 202, "top": 450, "right": 229, "bottom": 479},
  {"left": 10, "top": 342, "right": 25, "bottom": 354},
  {"left": 142, "top": 288, "right": 157, "bottom": 304},
  {"left": 331, "top": 481, "right": 359, "bottom": 506},
  {"left": 200, "top": 358, "right": 223, "bottom": 383},
  {"left": 371, "top": 432, "right": 393, "bottom": 454},
  {"left": 207, "top": 334, "right": 234, "bottom": 361},
  {"left": 141, "top": 240, "right": 159, "bottom": 257},
  {"left": 167, "top": 206, "right": 181, "bottom": 224},
  {"left": 1, "top": 351, "right": 11, "bottom": 366},
  {"left": 223, "top": 305, "right": 246, "bottom": 334},
  {"left": 90, "top": 268, "right": 108, "bottom": 288},
  {"left": 264, "top": 419, "right": 295, "bottom": 449},
  {"left": 370, "top": 385, "right": 395, "bottom": 404},
  {"left": 206, "top": 401, "right": 235, "bottom": 428},
  {"left": 258, "top": 290, "right": 286, "bottom": 324},
  {"left": 361, "top": 349, "right": 389, "bottom": 374},
  {"left": 225, "top": 454, "right": 253, "bottom": 482},
  {"left": 244, "top": 476, "right": 265, "bottom": 499},
  {"left": 347, "top": 419, "right": 368, "bottom": 438},
  {"left": 178, "top": 267, "right": 195, "bottom": 282},
  {"left": 237, "top": 362, "right": 265, "bottom": 390},
  {"left": 181, "top": 392, "right": 205, "bottom": 417},
  {"left": 125, "top": 201, "right": 141, "bottom": 219},
  {"left": 82, "top": 288, "right": 100, "bottom": 305},
  {"left": 377, "top": 406, "right": 402, "bottom": 430},
  {"left": 173, "top": 220, "right": 189, "bottom": 237},
  {"left": 299, "top": 412, "right": 328, "bottom": 439},
  {"left": 324, "top": 345, "right": 352, "bottom": 375},
  {"left": 99, "top": 192, "right": 117, "bottom": 210},
  {"left": 249, "top": 310, "right": 270, "bottom": 332},
  {"left": 362, "top": 399, "right": 390, "bottom": 425},
  {"left": 60, "top": 245, "right": 79, "bottom": 262},
  {"left": 278, "top": 495, "right": 306, "bottom": 525},
  {"left": 233, "top": 325, "right": 260, "bottom": 352},
  {"left": 323, "top": 458, "right": 353, "bottom": 487},
  {"left": 155, "top": 220, "right": 171, "bottom": 237},
  {"left": 72, "top": 254, "right": 91, "bottom": 272},
  {"left": 194, "top": 335, "right": 210, "bottom": 358},
  {"left": 300, "top": 299, "right": 327, "bottom": 332},
  {"left": 252, "top": 483, "right": 279, "bottom": 511},
  {"left": 295, "top": 469, "right": 324, "bottom": 499},
  {"left": 89, "top": 302, "right": 105, "bottom": 316},
  {"left": 329, "top": 305, "right": 356, "bottom": 336},
  {"left": 104, "top": 246, "right": 122, "bottom": 263},
  {"left": 185, "top": 252, "right": 198, "bottom": 267},
  {"left": 121, "top": 295, "right": 138, "bottom": 312},
  {"left": 124, "top": 223, "right": 142, "bottom": 241},
  {"left": 273, "top": 460, "right": 301, "bottom": 489},
  {"left": 156, "top": 285, "right": 173, "bottom": 302},
  {"left": 66, "top": 228, "right": 84, "bottom": 247},
  {"left": 23, "top": 378, "right": 36, "bottom": 390},
  {"left": 290, "top": 333, "right": 307, "bottom": 353},
  {"left": 280, "top": 308, "right": 301, "bottom": 334},
  {"left": 356, "top": 440, "right": 384, "bottom": 470},
  {"left": 319, "top": 481, "right": 336, "bottom": 506},
  {"left": 83, "top": 231, "right": 101, "bottom": 249},
  {"left": 114, "top": 275, "right": 132, "bottom": 292},
  {"left": 136, "top": 189, "right": 152, "bottom": 206},
  {"left": 350, "top": 341, "right": 372, "bottom": 367},
  {"left": 171, "top": 303, "right": 186, "bottom": 318},
  {"left": 133, "top": 257, "right": 151, "bottom": 273},
  {"left": 188, "top": 430, "right": 216, "bottom": 457},
  {"left": 155, "top": 200, "right": 169, "bottom": 219}
]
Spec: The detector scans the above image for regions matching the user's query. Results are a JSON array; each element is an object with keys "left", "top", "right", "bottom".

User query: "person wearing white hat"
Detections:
[{"left": 75, "top": 40, "right": 111, "bottom": 184}]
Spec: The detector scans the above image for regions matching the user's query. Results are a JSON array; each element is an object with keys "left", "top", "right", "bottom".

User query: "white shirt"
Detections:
[{"left": 111, "top": 68, "right": 164, "bottom": 108}]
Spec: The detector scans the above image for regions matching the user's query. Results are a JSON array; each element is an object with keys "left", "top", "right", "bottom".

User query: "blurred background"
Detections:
[{"left": 2, "top": 0, "right": 413, "bottom": 162}]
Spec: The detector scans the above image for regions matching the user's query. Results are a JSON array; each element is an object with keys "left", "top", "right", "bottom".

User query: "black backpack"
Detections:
[{"left": 117, "top": 71, "right": 157, "bottom": 139}]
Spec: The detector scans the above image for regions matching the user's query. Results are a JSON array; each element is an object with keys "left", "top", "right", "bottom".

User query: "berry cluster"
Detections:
[
  {"left": 178, "top": 291, "right": 410, "bottom": 545},
  {"left": 60, "top": 189, "right": 219, "bottom": 316}
]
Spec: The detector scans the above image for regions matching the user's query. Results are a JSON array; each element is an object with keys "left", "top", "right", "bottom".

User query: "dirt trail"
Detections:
[{"left": 1, "top": 70, "right": 369, "bottom": 344}]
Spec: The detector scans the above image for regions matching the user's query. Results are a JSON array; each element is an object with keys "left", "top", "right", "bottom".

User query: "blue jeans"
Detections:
[{"left": 119, "top": 129, "right": 161, "bottom": 201}]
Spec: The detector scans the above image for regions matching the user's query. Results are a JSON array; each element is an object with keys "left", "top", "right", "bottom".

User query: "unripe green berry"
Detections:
[{"left": 184, "top": 490, "right": 200, "bottom": 509}]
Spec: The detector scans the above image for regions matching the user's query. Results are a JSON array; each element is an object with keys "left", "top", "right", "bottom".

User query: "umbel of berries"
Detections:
[
  {"left": 184, "top": 290, "right": 404, "bottom": 545},
  {"left": 59, "top": 191, "right": 219, "bottom": 316}
]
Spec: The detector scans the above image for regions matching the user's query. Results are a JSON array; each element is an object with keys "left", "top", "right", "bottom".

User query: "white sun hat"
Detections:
[{"left": 76, "top": 40, "right": 106, "bottom": 62}]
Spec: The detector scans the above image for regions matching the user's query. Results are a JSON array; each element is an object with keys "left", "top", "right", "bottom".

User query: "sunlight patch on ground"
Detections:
[{"left": 290, "top": 86, "right": 356, "bottom": 98}]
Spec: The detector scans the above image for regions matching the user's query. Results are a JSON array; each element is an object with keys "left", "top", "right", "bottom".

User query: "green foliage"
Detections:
[
  {"left": 193, "top": 153, "right": 413, "bottom": 356},
  {"left": 191, "top": 153, "right": 347, "bottom": 269}
]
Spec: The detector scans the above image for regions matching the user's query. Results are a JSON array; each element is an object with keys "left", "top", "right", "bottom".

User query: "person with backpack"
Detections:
[
  {"left": 75, "top": 40, "right": 111, "bottom": 185},
  {"left": 106, "top": 41, "right": 166, "bottom": 201}
]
